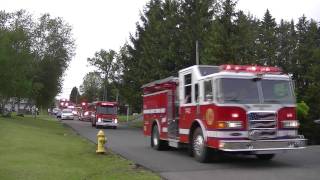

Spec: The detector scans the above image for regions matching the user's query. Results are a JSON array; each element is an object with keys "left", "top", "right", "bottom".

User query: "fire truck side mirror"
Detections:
[{"left": 314, "top": 120, "right": 320, "bottom": 125}]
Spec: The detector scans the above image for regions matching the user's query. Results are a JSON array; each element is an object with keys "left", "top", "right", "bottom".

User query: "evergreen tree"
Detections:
[
  {"left": 203, "top": 0, "right": 238, "bottom": 64},
  {"left": 69, "top": 87, "right": 80, "bottom": 104},
  {"left": 276, "top": 19, "right": 297, "bottom": 72},
  {"left": 179, "top": 0, "right": 218, "bottom": 65},
  {"left": 233, "top": 11, "right": 259, "bottom": 64},
  {"left": 257, "top": 9, "right": 278, "bottom": 65}
]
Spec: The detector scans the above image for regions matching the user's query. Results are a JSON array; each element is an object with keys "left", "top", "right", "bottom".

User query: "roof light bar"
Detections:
[{"left": 220, "top": 64, "right": 282, "bottom": 74}]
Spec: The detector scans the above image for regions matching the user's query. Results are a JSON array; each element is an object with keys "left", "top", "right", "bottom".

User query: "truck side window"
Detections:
[
  {"left": 175, "top": 89, "right": 179, "bottom": 117},
  {"left": 184, "top": 74, "right": 192, "bottom": 103},
  {"left": 195, "top": 83, "right": 199, "bottom": 103},
  {"left": 204, "top": 80, "right": 213, "bottom": 101}
]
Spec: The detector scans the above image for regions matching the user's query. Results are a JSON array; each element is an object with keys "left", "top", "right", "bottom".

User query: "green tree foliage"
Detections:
[
  {"left": 0, "top": 11, "right": 35, "bottom": 104},
  {"left": 179, "top": 0, "right": 218, "bottom": 65},
  {"left": 297, "top": 101, "right": 309, "bottom": 119},
  {"left": 0, "top": 10, "right": 75, "bottom": 108},
  {"left": 257, "top": 9, "right": 278, "bottom": 66},
  {"left": 204, "top": 0, "right": 237, "bottom": 64},
  {"left": 69, "top": 87, "right": 80, "bottom": 104},
  {"left": 32, "top": 14, "right": 75, "bottom": 107},
  {"left": 276, "top": 20, "right": 297, "bottom": 72},
  {"left": 87, "top": 49, "right": 117, "bottom": 101},
  {"left": 80, "top": 72, "right": 102, "bottom": 102},
  {"left": 0, "top": 27, "right": 34, "bottom": 99}
]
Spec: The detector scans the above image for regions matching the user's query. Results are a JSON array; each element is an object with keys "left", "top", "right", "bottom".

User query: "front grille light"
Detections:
[
  {"left": 217, "top": 121, "right": 243, "bottom": 129},
  {"left": 282, "top": 120, "right": 299, "bottom": 128}
]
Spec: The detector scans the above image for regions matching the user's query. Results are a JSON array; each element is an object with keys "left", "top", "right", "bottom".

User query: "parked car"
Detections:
[
  {"left": 52, "top": 108, "right": 60, "bottom": 115},
  {"left": 61, "top": 109, "right": 74, "bottom": 120}
]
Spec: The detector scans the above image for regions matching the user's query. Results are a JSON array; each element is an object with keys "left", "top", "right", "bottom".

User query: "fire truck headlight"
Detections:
[
  {"left": 219, "top": 142, "right": 225, "bottom": 148},
  {"left": 227, "top": 121, "right": 243, "bottom": 128},
  {"left": 98, "top": 118, "right": 102, "bottom": 122},
  {"left": 114, "top": 118, "right": 118, "bottom": 124},
  {"left": 217, "top": 121, "right": 243, "bottom": 129},
  {"left": 282, "top": 120, "right": 299, "bottom": 128}
]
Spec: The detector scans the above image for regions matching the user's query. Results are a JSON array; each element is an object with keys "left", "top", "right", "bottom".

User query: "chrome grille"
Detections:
[
  {"left": 248, "top": 112, "right": 277, "bottom": 140},
  {"left": 103, "top": 119, "right": 112, "bottom": 122}
]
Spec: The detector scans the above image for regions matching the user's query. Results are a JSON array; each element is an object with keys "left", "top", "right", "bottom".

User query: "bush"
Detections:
[{"left": 297, "top": 101, "right": 320, "bottom": 144}]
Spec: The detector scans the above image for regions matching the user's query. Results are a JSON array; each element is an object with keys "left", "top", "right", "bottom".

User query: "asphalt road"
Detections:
[{"left": 63, "top": 119, "right": 320, "bottom": 180}]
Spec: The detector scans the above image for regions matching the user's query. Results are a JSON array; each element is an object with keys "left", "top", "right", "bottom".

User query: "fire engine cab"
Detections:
[
  {"left": 142, "top": 64, "right": 306, "bottom": 162},
  {"left": 88, "top": 101, "right": 118, "bottom": 129}
]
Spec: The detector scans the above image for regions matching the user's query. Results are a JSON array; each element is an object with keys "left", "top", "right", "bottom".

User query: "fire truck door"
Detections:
[{"left": 167, "top": 90, "right": 179, "bottom": 140}]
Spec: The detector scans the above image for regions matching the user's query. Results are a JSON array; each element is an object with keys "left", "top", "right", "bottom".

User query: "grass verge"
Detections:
[
  {"left": 0, "top": 116, "right": 160, "bottom": 180},
  {"left": 118, "top": 115, "right": 144, "bottom": 129}
]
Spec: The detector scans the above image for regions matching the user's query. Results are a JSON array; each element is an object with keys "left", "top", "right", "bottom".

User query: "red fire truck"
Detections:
[
  {"left": 142, "top": 64, "right": 306, "bottom": 162},
  {"left": 88, "top": 101, "right": 118, "bottom": 129}
]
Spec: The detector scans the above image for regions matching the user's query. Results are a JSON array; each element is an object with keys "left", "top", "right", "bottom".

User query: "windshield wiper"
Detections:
[
  {"left": 225, "top": 98, "right": 241, "bottom": 102},
  {"left": 264, "top": 99, "right": 282, "bottom": 104}
]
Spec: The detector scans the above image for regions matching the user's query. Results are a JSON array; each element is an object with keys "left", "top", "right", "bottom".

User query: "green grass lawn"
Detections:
[
  {"left": 118, "top": 115, "right": 134, "bottom": 122},
  {"left": 0, "top": 116, "right": 160, "bottom": 180},
  {"left": 118, "top": 115, "right": 143, "bottom": 129}
]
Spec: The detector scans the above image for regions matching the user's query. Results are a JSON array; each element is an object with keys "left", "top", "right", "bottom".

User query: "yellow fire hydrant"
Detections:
[{"left": 96, "top": 130, "right": 106, "bottom": 154}]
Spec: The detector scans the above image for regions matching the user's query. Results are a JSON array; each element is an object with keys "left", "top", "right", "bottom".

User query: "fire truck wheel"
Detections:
[
  {"left": 192, "top": 127, "right": 210, "bottom": 163},
  {"left": 256, "top": 154, "right": 275, "bottom": 160},
  {"left": 151, "top": 125, "right": 167, "bottom": 150}
]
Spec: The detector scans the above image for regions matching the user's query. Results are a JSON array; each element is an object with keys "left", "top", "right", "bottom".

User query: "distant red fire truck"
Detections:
[
  {"left": 142, "top": 64, "right": 306, "bottom": 162},
  {"left": 88, "top": 101, "right": 118, "bottom": 129},
  {"left": 58, "top": 99, "right": 72, "bottom": 109}
]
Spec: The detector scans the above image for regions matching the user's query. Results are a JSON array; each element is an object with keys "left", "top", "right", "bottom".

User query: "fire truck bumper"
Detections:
[
  {"left": 96, "top": 122, "right": 118, "bottom": 127},
  {"left": 218, "top": 137, "right": 307, "bottom": 154}
]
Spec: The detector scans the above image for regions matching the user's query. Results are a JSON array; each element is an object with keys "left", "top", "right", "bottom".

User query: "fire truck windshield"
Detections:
[
  {"left": 217, "top": 78, "right": 294, "bottom": 104},
  {"left": 97, "top": 106, "right": 117, "bottom": 114}
]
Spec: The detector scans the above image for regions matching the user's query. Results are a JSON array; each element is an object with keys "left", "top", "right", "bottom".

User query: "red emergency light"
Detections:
[
  {"left": 220, "top": 64, "right": 282, "bottom": 74},
  {"left": 101, "top": 102, "right": 113, "bottom": 106}
]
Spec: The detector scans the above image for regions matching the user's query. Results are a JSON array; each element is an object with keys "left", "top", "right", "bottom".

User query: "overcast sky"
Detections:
[{"left": 2, "top": 0, "right": 320, "bottom": 99}]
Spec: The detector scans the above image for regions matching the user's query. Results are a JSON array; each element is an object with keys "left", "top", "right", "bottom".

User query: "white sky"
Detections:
[{"left": 2, "top": 0, "right": 320, "bottom": 99}]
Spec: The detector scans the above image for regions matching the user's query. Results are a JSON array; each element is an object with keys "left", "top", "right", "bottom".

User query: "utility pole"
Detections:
[
  {"left": 196, "top": 40, "right": 199, "bottom": 65},
  {"left": 126, "top": 104, "right": 129, "bottom": 122},
  {"left": 75, "top": 88, "right": 78, "bottom": 105},
  {"left": 116, "top": 90, "right": 119, "bottom": 102}
]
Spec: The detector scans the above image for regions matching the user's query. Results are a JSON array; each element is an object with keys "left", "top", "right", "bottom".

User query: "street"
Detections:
[{"left": 63, "top": 120, "right": 320, "bottom": 180}]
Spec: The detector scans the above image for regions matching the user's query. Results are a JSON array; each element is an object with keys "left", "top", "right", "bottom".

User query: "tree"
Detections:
[
  {"left": 69, "top": 87, "right": 80, "bottom": 104},
  {"left": 32, "top": 14, "right": 75, "bottom": 107},
  {"left": 87, "top": 49, "right": 117, "bottom": 101},
  {"left": 80, "top": 72, "right": 103, "bottom": 102},
  {"left": 180, "top": 0, "right": 218, "bottom": 65},
  {"left": 257, "top": 9, "right": 278, "bottom": 65},
  {"left": 276, "top": 19, "right": 297, "bottom": 72},
  {"left": 233, "top": 11, "right": 260, "bottom": 64},
  {"left": 0, "top": 11, "right": 36, "bottom": 112},
  {"left": 0, "top": 10, "right": 75, "bottom": 110}
]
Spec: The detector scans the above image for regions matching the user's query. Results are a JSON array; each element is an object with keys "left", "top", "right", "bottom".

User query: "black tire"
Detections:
[
  {"left": 113, "top": 126, "right": 117, "bottom": 129},
  {"left": 151, "top": 125, "right": 167, "bottom": 150},
  {"left": 192, "top": 127, "right": 210, "bottom": 163},
  {"left": 256, "top": 154, "right": 275, "bottom": 160}
]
